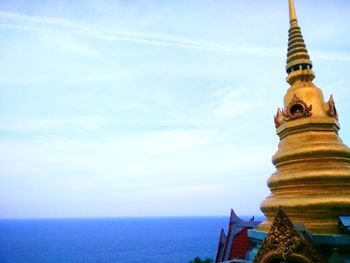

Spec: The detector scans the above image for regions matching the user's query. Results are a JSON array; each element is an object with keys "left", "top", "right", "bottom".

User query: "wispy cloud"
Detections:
[
  {"left": 0, "top": 10, "right": 86, "bottom": 30},
  {"left": 164, "top": 184, "right": 230, "bottom": 194},
  {"left": 211, "top": 86, "right": 261, "bottom": 118},
  {"left": 2, "top": 10, "right": 350, "bottom": 61},
  {"left": 0, "top": 116, "right": 108, "bottom": 132},
  {"left": 1, "top": 2, "right": 349, "bottom": 218},
  {"left": 43, "top": 33, "right": 98, "bottom": 57},
  {"left": 312, "top": 51, "right": 350, "bottom": 62}
]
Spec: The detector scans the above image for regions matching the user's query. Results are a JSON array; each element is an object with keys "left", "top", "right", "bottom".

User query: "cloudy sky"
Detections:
[{"left": 0, "top": 0, "right": 349, "bottom": 218}]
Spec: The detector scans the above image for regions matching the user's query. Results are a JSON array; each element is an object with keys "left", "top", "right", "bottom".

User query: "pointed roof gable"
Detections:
[{"left": 254, "top": 207, "right": 325, "bottom": 263}]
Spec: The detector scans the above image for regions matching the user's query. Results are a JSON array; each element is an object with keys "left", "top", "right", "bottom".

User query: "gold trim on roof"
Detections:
[{"left": 254, "top": 208, "right": 325, "bottom": 263}]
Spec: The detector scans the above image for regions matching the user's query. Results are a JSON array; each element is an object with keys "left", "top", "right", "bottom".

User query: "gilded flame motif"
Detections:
[
  {"left": 328, "top": 95, "right": 338, "bottom": 120},
  {"left": 274, "top": 108, "right": 282, "bottom": 128}
]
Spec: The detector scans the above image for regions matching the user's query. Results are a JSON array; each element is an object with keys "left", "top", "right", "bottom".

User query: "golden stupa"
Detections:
[{"left": 259, "top": 0, "right": 350, "bottom": 234}]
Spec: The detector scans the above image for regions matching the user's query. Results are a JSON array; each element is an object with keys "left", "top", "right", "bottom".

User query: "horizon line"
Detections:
[{"left": 0, "top": 214, "right": 266, "bottom": 220}]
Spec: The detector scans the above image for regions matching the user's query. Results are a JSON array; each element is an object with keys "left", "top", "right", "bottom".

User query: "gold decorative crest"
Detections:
[
  {"left": 254, "top": 207, "right": 324, "bottom": 263},
  {"left": 282, "top": 94, "right": 312, "bottom": 121}
]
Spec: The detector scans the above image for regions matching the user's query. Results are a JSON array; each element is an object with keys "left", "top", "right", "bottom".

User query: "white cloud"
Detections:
[
  {"left": 0, "top": 116, "right": 108, "bottom": 132},
  {"left": 165, "top": 184, "right": 227, "bottom": 193},
  {"left": 0, "top": 10, "right": 86, "bottom": 30},
  {"left": 214, "top": 96, "right": 253, "bottom": 118},
  {"left": 43, "top": 33, "right": 98, "bottom": 57},
  {"left": 0, "top": 2, "right": 349, "bottom": 218},
  {"left": 211, "top": 86, "right": 263, "bottom": 118},
  {"left": 313, "top": 51, "right": 350, "bottom": 62},
  {"left": 0, "top": 126, "right": 273, "bottom": 217},
  {"left": 1, "top": 10, "right": 350, "bottom": 61}
]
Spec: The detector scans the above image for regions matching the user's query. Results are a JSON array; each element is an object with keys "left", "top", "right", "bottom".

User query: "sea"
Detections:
[{"left": 0, "top": 216, "right": 239, "bottom": 263}]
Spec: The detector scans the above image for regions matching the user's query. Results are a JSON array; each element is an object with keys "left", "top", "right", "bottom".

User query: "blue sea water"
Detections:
[{"left": 0, "top": 217, "right": 237, "bottom": 263}]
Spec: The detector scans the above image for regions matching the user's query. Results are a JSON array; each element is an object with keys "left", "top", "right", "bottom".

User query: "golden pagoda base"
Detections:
[{"left": 260, "top": 118, "right": 350, "bottom": 234}]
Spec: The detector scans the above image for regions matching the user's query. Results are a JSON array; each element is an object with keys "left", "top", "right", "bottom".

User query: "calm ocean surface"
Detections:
[{"left": 0, "top": 216, "right": 243, "bottom": 263}]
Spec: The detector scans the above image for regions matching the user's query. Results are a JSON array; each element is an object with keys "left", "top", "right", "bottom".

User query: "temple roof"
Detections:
[{"left": 215, "top": 209, "right": 261, "bottom": 263}]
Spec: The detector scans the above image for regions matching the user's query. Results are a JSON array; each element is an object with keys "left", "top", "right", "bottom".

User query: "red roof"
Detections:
[
  {"left": 230, "top": 228, "right": 252, "bottom": 259},
  {"left": 215, "top": 209, "right": 261, "bottom": 263}
]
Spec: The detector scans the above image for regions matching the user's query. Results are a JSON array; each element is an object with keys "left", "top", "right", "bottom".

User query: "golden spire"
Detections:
[
  {"left": 288, "top": 0, "right": 297, "bottom": 24},
  {"left": 286, "top": 0, "right": 313, "bottom": 77},
  {"left": 259, "top": 0, "right": 350, "bottom": 235}
]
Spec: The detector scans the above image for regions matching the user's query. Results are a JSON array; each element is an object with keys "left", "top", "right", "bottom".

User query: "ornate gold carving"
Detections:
[
  {"left": 328, "top": 95, "right": 338, "bottom": 120},
  {"left": 282, "top": 94, "right": 312, "bottom": 121},
  {"left": 274, "top": 108, "right": 282, "bottom": 128},
  {"left": 254, "top": 207, "right": 325, "bottom": 263}
]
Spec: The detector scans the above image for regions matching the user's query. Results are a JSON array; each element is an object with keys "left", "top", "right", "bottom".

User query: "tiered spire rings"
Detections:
[{"left": 286, "top": 0, "right": 313, "bottom": 74}]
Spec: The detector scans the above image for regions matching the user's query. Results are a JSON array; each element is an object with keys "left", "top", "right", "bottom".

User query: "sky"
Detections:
[{"left": 0, "top": 0, "right": 349, "bottom": 219}]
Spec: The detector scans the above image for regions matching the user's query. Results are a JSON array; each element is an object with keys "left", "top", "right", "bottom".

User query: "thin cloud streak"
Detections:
[
  {"left": 0, "top": 116, "right": 108, "bottom": 132},
  {"left": 1, "top": 11, "right": 350, "bottom": 61},
  {"left": 0, "top": 2, "right": 349, "bottom": 218}
]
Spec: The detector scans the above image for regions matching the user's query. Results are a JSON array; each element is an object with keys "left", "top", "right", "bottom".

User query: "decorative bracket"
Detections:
[
  {"left": 274, "top": 108, "right": 282, "bottom": 128},
  {"left": 328, "top": 95, "right": 338, "bottom": 120}
]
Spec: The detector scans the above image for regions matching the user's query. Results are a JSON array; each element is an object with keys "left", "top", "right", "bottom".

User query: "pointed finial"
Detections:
[
  {"left": 289, "top": 0, "right": 298, "bottom": 24},
  {"left": 285, "top": 0, "right": 314, "bottom": 81}
]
